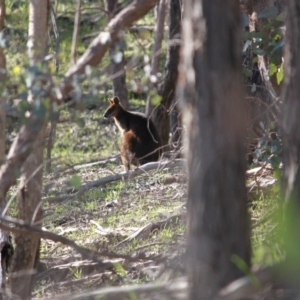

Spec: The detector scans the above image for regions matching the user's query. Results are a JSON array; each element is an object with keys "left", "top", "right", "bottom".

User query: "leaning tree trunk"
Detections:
[
  {"left": 104, "top": 0, "right": 128, "bottom": 109},
  {"left": 151, "top": 0, "right": 181, "bottom": 148},
  {"left": 281, "top": 0, "right": 300, "bottom": 284},
  {"left": 177, "top": 0, "right": 251, "bottom": 298},
  {"left": 9, "top": 1, "right": 49, "bottom": 298}
]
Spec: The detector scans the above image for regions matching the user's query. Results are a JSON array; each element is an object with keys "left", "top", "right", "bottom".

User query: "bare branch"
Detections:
[
  {"left": 43, "top": 159, "right": 185, "bottom": 204},
  {"left": 61, "top": 0, "right": 159, "bottom": 98},
  {"left": 0, "top": 215, "right": 121, "bottom": 266}
]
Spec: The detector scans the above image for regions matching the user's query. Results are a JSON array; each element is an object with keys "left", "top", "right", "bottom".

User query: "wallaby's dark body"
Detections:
[{"left": 103, "top": 96, "right": 161, "bottom": 170}]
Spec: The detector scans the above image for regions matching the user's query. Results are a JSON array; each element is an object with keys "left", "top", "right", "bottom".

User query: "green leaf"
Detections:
[
  {"left": 253, "top": 48, "right": 266, "bottom": 56},
  {"left": 258, "top": 6, "right": 278, "bottom": 19},
  {"left": 271, "top": 40, "right": 284, "bottom": 54},
  {"left": 274, "top": 168, "right": 282, "bottom": 180},
  {"left": 275, "top": 12, "right": 285, "bottom": 22},
  {"left": 269, "top": 63, "right": 277, "bottom": 76},
  {"left": 76, "top": 117, "right": 85, "bottom": 128},
  {"left": 243, "top": 68, "right": 252, "bottom": 77},
  {"left": 242, "top": 40, "right": 252, "bottom": 53},
  {"left": 113, "top": 262, "right": 126, "bottom": 277},
  {"left": 151, "top": 94, "right": 162, "bottom": 106},
  {"left": 68, "top": 175, "right": 82, "bottom": 189},
  {"left": 231, "top": 254, "right": 260, "bottom": 287},
  {"left": 272, "top": 184, "right": 280, "bottom": 193},
  {"left": 259, "top": 121, "right": 264, "bottom": 130},
  {"left": 269, "top": 121, "right": 275, "bottom": 130},
  {"left": 276, "top": 64, "right": 284, "bottom": 85}
]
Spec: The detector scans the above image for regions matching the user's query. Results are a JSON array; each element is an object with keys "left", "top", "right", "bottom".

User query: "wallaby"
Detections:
[{"left": 103, "top": 96, "right": 161, "bottom": 170}]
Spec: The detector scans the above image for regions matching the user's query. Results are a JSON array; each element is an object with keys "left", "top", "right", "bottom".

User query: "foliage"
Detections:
[{"left": 243, "top": 6, "right": 285, "bottom": 85}]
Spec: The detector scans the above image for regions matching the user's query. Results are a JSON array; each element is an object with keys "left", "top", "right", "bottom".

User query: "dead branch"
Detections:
[
  {"left": 38, "top": 276, "right": 188, "bottom": 300},
  {"left": 116, "top": 213, "right": 185, "bottom": 248},
  {"left": 0, "top": 215, "right": 162, "bottom": 265},
  {"left": 0, "top": 215, "right": 115, "bottom": 267},
  {"left": 43, "top": 159, "right": 185, "bottom": 204},
  {"left": 216, "top": 262, "right": 300, "bottom": 300},
  {"left": 60, "top": 0, "right": 159, "bottom": 98}
]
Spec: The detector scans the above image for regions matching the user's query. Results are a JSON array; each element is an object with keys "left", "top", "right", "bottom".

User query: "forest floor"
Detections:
[{"left": 6, "top": 105, "right": 282, "bottom": 299}]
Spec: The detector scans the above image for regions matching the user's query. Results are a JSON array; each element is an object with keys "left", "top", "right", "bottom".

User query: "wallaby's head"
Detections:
[{"left": 103, "top": 96, "right": 122, "bottom": 119}]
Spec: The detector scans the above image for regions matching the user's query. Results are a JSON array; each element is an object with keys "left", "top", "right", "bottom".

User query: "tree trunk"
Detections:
[
  {"left": 0, "top": 0, "right": 6, "bottom": 156},
  {"left": 70, "top": 0, "right": 81, "bottom": 65},
  {"left": 145, "top": 0, "right": 168, "bottom": 116},
  {"left": 151, "top": 0, "right": 181, "bottom": 148},
  {"left": 178, "top": 0, "right": 251, "bottom": 298},
  {"left": 104, "top": 0, "right": 128, "bottom": 109},
  {"left": 0, "top": 0, "right": 5, "bottom": 81},
  {"left": 0, "top": 2, "right": 13, "bottom": 295},
  {"left": 281, "top": 0, "right": 300, "bottom": 285},
  {"left": 9, "top": 1, "right": 49, "bottom": 298}
]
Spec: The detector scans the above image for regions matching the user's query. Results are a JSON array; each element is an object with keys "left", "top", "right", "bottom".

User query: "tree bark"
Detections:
[
  {"left": 281, "top": 0, "right": 300, "bottom": 285},
  {"left": 9, "top": 1, "right": 49, "bottom": 298},
  {"left": 0, "top": 2, "right": 13, "bottom": 295},
  {"left": 104, "top": 0, "right": 128, "bottom": 109},
  {"left": 151, "top": 0, "right": 181, "bottom": 148},
  {"left": 0, "top": 0, "right": 6, "bottom": 158},
  {"left": 178, "top": 0, "right": 251, "bottom": 298},
  {"left": 70, "top": 0, "right": 82, "bottom": 65},
  {"left": 146, "top": 0, "right": 168, "bottom": 115}
]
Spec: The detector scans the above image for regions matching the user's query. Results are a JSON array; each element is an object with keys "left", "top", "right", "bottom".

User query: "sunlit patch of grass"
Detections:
[{"left": 250, "top": 185, "right": 284, "bottom": 267}]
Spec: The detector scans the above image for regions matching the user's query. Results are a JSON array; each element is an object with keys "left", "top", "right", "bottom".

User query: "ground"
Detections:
[{"left": 8, "top": 107, "right": 279, "bottom": 299}]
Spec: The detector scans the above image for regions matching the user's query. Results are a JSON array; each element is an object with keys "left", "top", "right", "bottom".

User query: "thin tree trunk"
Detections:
[
  {"left": 146, "top": 0, "right": 168, "bottom": 116},
  {"left": 9, "top": 1, "right": 49, "bottom": 298},
  {"left": 0, "top": 1, "right": 14, "bottom": 295},
  {"left": 71, "top": 0, "right": 81, "bottom": 65},
  {"left": 151, "top": 0, "right": 181, "bottom": 148},
  {"left": 242, "top": 0, "right": 285, "bottom": 103},
  {"left": 281, "top": 0, "right": 300, "bottom": 285},
  {"left": 178, "top": 0, "right": 251, "bottom": 298},
  {"left": 0, "top": 0, "right": 6, "bottom": 156},
  {"left": 104, "top": 0, "right": 128, "bottom": 109}
]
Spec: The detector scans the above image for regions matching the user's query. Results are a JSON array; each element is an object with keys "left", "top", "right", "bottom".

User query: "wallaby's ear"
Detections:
[
  {"left": 109, "top": 98, "right": 114, "bottom": 104},
  {"left": 113, "top": 96, "right": 120, "bottom": 105}
]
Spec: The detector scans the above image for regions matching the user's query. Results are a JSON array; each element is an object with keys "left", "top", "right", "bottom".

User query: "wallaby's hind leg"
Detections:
[{"left": 121, "top": 154, "right": 130, "bottom": 171}]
